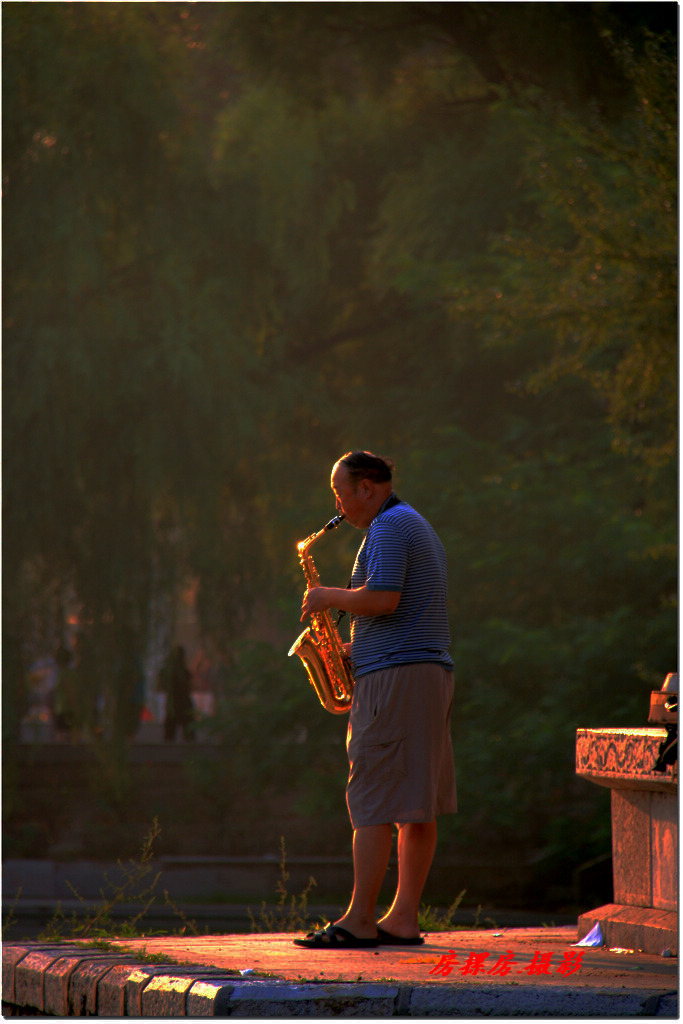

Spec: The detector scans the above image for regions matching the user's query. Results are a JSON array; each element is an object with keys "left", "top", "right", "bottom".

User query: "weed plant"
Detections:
[
  {"left": 248, "top": 836, "right": 319, "bottom": 933},
  {"left": 2, "top": 886, "right": 23, "bottom": 940},
  {"left": 35, "top": 818, "right": 197, "bottom": 940},
  {"left": 419, "top": 891, "right": 497, "bottom": 932}
]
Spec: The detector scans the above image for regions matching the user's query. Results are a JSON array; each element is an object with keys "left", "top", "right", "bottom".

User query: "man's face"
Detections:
[{"left": 331, "top": 463, "right": 368, "bottom": 529}]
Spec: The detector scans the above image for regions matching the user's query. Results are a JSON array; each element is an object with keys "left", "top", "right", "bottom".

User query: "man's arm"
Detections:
[{"left": 301, "top": 585, "right": 400, "bottom": 622}]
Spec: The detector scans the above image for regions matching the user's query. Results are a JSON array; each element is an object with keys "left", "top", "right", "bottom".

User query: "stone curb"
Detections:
[{"left": 2, "top": 943, "right": 678, "bottom": 1017}]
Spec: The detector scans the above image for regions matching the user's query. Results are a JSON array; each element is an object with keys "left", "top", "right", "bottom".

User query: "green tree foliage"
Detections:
[
  {"left": 3, "top": 3, "right": 677, "bottom": 881},
  {"left": 446, "top": 37, "right": 677, "bottom": 469}
]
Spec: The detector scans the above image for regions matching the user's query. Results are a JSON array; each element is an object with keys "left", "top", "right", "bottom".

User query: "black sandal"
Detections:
[
  {"left": 376, "top": 926, "right": 425, "bottom": 945},
  {"left": 293, "top": 923, "right": 379, "bottom": 949}
]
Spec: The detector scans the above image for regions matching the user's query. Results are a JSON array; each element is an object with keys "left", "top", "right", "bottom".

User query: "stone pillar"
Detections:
[{"left": 575, "top": 726, "right": 677, "bottom": 955}]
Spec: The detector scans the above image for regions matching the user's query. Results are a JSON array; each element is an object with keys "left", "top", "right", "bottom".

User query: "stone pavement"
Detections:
[{"left": 3, "top": 925, "right": 678, "bottom": 1017}]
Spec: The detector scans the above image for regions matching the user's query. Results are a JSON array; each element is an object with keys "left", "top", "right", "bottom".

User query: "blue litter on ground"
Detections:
[{"left": 574, "top": 921, "right": 604, "bottom": 947}]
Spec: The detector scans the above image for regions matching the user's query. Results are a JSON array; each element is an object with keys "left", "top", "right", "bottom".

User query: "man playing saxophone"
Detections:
[{"left": 294, "top": 450, "right": 457, "bottom": 949}]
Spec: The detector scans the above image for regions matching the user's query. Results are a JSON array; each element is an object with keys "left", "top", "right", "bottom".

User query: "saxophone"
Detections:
[{"left": 288, "top": 514, "right": 355, "bottom": 714}]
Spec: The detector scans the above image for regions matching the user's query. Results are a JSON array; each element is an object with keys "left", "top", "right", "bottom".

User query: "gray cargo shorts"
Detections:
[{"left": 346, "top": 662, "right": 458, "bottom": 829}]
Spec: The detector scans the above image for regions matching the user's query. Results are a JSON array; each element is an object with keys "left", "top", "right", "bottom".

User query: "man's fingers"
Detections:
[{"left": 300, "top": 589, "right": 311, "bottom": 622}]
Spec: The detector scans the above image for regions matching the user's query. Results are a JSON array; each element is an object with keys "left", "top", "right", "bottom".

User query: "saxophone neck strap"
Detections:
[{"left": 380, "top": 492, "right": 402, "bottom": 514}]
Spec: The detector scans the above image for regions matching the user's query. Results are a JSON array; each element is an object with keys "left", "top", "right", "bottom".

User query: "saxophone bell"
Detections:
[{"left": 288, "top": 627, "right": 352, "bottom": 715}]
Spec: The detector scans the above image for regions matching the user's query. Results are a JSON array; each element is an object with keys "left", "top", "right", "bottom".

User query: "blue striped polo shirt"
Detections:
[{"left": 349, "top": 496, "right": 453, "bottom": 678}]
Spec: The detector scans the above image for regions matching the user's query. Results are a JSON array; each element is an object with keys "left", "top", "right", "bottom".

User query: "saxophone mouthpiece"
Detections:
[{"left": 325, "top": 514, "right": 345, "bottom": 531}]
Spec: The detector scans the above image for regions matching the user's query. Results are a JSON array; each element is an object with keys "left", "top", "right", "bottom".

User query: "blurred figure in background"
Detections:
[
  {"left": 158, "top": 644, "right": 194, "bottom": 742},
  {"left": 53, "top": 642, "right": 77, "bottom": 741},
  {"left": 71, "top": 631, "right": 101, "bottom": 739}
]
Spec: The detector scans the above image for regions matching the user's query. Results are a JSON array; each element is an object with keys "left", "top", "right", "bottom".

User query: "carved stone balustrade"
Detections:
[{"left": 575, "top": 724, "right": 677, "bottom": 955}]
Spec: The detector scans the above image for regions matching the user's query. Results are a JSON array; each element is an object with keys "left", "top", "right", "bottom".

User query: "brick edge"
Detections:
[{"left": 2, "top": 942, "right": 678, "bottom": 1018}]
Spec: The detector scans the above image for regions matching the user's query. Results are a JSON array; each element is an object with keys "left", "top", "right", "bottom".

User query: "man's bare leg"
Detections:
[
  {"left": 334, "top": 823, "right": 393, "bottom": 938},
  {"left": 377, "top": 819, "right": 437, "bottom": 937}
]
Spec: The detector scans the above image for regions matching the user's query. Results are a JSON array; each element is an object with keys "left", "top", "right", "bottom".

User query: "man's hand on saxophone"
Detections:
[
  {"left": 300, "top": 586, "right": 333, "bottom": 621},
  {"left": 300, "top": 585, "right": 401, "bottom": 623}
]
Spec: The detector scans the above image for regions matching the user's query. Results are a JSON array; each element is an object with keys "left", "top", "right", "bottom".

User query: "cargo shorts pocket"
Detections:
[{"left": 362, "top": 735, "right": 407, "bottom": 779}]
